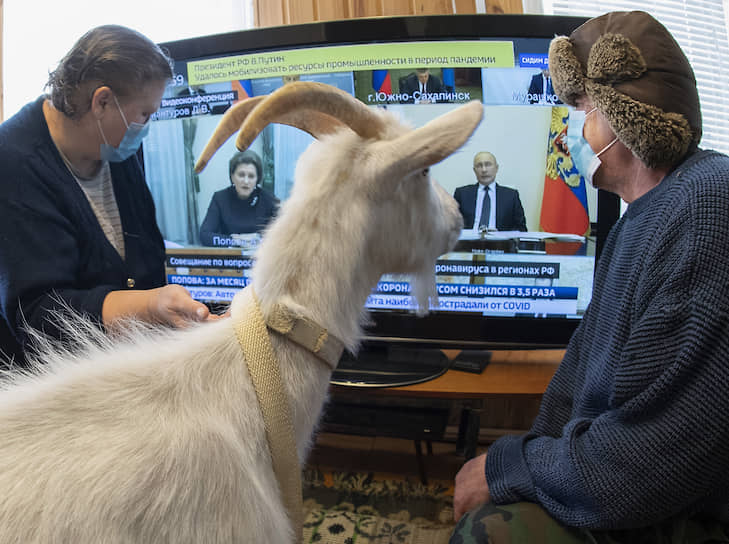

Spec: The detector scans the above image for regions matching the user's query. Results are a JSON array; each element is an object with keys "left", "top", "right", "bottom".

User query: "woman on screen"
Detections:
[{"left": 199, "top": 150, "right": 279, "bottom": 247}]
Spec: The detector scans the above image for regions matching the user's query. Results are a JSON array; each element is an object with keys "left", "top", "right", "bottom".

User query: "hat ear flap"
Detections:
[
  {"left": 587, "top": 33, "right": 647, "bottom": 84},
  {"left": 587, "top": 81, "right": 692, "bottom": 168},
  {"left": 549, "top": 36, "right": 586, "bottom": 107}
]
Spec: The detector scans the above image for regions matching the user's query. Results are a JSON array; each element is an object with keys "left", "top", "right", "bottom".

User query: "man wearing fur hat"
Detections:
[{"left": 451, "top": 11, "right": 729, "bottom": 543}]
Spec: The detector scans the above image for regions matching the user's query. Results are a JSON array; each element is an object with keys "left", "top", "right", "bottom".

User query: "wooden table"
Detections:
[
  {"left": 369, "top": 349, "right": 563, "bottom": 398},
  {"left": 329, "top": 349, "right": 564, "bottom": 477}
]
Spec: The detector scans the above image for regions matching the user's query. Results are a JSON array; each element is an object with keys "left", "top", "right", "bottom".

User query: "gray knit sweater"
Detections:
[{"left": 485, "top": 149, "right": 729, "bottom": 530}]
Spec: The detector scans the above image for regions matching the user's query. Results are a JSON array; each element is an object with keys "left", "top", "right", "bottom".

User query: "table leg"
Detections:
[
  {"left": 414, "top": 440, "right": 428, "bottom": 485},
  {"left": 455, "top": 406, "right": 470, "bottom": 456},
  {"left": 464, "top": 407, "right": 482, "bottom": 460},
  {"left": 456, "top": 401, "right": 484, "bottom": 459}
]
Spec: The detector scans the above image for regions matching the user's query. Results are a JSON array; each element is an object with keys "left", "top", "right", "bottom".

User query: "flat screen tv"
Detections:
[{"left": 144, "top": 14, "right": 621, "bottom": 385}]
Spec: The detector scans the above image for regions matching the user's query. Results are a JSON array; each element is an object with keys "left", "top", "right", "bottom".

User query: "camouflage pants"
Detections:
[{"left": 450, "top": 502, "right": 729, "bottom": 544}]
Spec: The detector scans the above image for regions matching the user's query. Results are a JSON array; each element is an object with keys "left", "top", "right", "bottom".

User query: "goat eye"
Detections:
[{"left": 422, "top": 168, "right": 429, "bottom": 177}]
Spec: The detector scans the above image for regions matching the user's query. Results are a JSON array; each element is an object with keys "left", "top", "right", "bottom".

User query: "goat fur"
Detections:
[{"left": 0, "top": 94, "right": 482, "bottom": 543}]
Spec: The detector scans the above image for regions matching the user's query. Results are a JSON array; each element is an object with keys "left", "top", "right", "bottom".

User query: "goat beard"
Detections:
[{"left": 411, "top": 268, "right": 438, "bottom": 317}]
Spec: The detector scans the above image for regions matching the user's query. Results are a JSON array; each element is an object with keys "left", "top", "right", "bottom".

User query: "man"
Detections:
[
  {"left": 399, "top": 68, "right": 445, "bottom": 104},
  {"left": 451, "top": 11, "right": 729, "bottom": 543},
  {"left": 527, "top": 68, "right": 562, "bottom": 105},
  {"left": 453, "top": 151, "right": 527, "bottom": 232}
]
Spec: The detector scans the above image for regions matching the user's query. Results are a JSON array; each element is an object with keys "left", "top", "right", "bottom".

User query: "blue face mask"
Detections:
[
  {"left": 98, "top": 94, "right": 150, "bottom": 162},
  {"left": 566, "top": 108, "right": 618, "bottom": 186}
]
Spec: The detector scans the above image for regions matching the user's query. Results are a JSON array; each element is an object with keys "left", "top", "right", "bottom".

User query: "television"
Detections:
[{"left": 144, "top": 14, "right": 621, "bottom": 386}]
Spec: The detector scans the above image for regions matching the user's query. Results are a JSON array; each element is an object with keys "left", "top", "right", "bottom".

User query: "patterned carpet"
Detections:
[{"left": 302, "top": 468, "right": 456, "bottom": 543}]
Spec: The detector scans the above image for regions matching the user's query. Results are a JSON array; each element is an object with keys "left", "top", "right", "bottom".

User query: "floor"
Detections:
[{"left": 305, "top": 431, "right": 489, "bottom": 486}]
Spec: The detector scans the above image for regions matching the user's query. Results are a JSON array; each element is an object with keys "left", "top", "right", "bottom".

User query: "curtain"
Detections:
[{"left": 143, "top": 121, "right": 190, "bottom": 245}]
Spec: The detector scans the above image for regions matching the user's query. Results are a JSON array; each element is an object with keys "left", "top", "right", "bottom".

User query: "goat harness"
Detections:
[{"left": 232, "top": 285, "right": 344, "bottom": 542}]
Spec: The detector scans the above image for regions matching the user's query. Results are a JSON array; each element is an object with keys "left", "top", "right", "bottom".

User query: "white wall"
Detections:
[{"left": 2, "top": 0, "right": 253, "bottom": 120}]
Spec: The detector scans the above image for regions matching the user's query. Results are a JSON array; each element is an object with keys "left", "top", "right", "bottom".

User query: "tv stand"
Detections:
[
  {"left": 330, "top": 344, "right": 450, "bottom": 388},
  {"left": 322, "top": 349, "right": 564, "bottom": 482}
]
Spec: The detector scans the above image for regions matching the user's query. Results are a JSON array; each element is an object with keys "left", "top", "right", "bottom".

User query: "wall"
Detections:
[{"left": 253, "top": 0, "right": 522, "bottom": 27}]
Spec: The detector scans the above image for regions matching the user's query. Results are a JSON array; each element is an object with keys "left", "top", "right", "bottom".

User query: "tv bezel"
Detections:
[{"left": 158, "top": 13, "right": 622, "bottom": 351}]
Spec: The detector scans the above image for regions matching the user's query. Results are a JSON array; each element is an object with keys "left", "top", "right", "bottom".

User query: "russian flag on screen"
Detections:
[
  {"left": 539, "top": 107, "right": 590, "bottom": 236},
  {"left": 232, "top": 79, "right": 254, "bottom": 101},
  {"left": 372, "top": 70, "right": 392, "bottom": 94}
]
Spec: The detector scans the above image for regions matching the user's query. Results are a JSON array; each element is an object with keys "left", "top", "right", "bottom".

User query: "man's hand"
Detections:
[{"left": 453, "top": 452, "right": 490, "bottom": 521}]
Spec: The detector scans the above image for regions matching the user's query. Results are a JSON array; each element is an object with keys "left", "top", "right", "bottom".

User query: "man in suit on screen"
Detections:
[
  {"left": 453, "top": 151, "right": 527, "bottom": 231},
  {"left": 399, "top": 68, "right": 445, "bottom": 104},
  {"left": 527, "top": 68, "right": 562, "bottom": 105}
]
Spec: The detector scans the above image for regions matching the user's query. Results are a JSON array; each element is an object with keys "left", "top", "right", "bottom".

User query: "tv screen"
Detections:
[{"left": 144, "top": 14, "right": 621, "bottom": 363}]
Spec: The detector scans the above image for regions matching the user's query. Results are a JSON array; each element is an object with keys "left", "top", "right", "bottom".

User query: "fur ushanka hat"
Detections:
[{"left": 549, "top": 11, "right": 701, "bottom": 168}]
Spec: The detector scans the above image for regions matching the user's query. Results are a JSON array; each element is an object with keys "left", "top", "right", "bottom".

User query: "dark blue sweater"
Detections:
[
  {"left": 485, "top": 150, "right": 729, "bottom": 529},
  {"left": 0, "top": 97, "right": 166, "bottom": 365}
]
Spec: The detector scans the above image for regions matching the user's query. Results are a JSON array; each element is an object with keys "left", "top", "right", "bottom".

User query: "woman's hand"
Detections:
[
  {"left": 144, "top": 284, "right": 213, "bottom": 327},
  {"left": 103, "top": 284, "right": 221, "bottom": 329}
]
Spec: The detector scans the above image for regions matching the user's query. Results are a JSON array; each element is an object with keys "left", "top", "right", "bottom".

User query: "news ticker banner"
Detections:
[
  {"left": 167, "top": 252, "right": 580, "bottom": 312},
  {"left": 366, "top": 280, "right": 578, "bottom": 315},
  {"left": 366, "top": 294, "right": 577, "bottom": 315},
  {"left": 168, "top": 277, "right": 578, "bottom": 314},
  {"left": 186, "top": 41, "right": 515, "bottom": 85},
  {"left": 166, "top": 254, "right": 561, "bottom": 278},
  {"left": 174, "top": 278, "right": 578, "bottom": 314},
  {"left": 168, "top": 274, "right": 571, "bottom": 298}
]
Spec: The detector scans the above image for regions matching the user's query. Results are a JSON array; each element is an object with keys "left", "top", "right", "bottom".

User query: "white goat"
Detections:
[{"left": 0, "top": 82, "right": 482, "bottom": 543}]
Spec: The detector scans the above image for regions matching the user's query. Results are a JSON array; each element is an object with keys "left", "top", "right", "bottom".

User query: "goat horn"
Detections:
[
  {"left": 195, "top": 82, "right": 387, "bottom": 173},
  {"left": 235, "top": 81, "right": 386, "bottom": 154},
  {"left": 194, "top": 96, "right": 266, "bottom": 173},
  {"left": 195, "top": 106, "right": 351, "bottom": 173}
]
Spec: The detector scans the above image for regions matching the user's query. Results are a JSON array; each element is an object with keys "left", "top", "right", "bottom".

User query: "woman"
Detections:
[
  {"left": 0, "top": 25, "right": 212, "bottom": 366},
  {"left": 199, "top": 150, "right": 279, "bottom": 247}
]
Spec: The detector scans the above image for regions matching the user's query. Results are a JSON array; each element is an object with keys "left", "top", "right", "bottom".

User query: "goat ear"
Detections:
[{"left": 374, "top": 101, "right": 483, "bottom": 180}]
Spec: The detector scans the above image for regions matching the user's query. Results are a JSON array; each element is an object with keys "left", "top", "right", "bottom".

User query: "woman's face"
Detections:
[
  {"left": 99, "top": 80, "right": 166, "bottom": 149},
  {"left": 231, "top": 162, "right": 258, "bottom": 199}
]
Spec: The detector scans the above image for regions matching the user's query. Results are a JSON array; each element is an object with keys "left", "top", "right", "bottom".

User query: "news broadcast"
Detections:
[{"left": 143, "top": 33, "right": 602, "bottom": 322}]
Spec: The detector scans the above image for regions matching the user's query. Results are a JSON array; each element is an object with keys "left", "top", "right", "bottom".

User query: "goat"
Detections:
[{"left": 0, "top": 81, "right": 482, "bottom": 543}]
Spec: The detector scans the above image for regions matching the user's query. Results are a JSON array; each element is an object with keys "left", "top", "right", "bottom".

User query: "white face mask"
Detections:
[{"left": 566, "top": 108, "right": 619, "bottom": 186}]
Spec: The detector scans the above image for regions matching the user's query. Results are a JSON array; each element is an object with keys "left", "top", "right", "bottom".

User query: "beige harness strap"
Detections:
[
  {"left": 267, "top": 303, "right": 344, "bottom": 370},
  {"left": 233, "top": 286, "right": 303, "bottom": 541}
]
